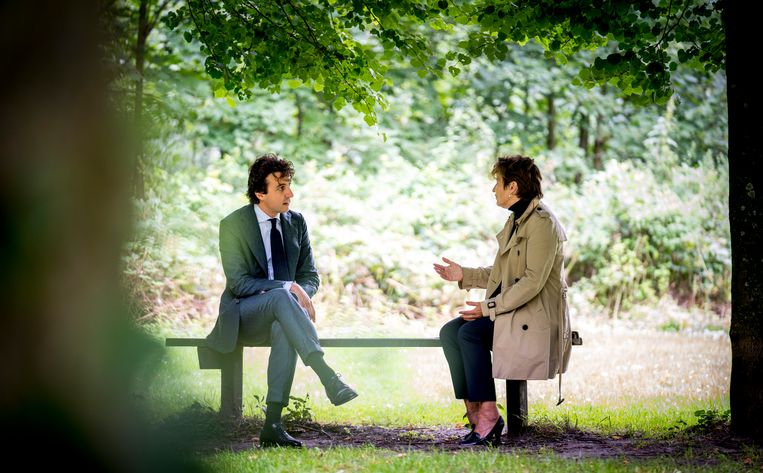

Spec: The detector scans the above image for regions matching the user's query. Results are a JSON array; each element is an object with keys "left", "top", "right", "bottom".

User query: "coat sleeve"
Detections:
[
  {"left": 481, "top": 216, "right": 558, "bottom": 319},
  {"left": 460, "top": 266, "right": 492, "bottom": 290},
  {"left": 219, "top": 216, "right": 281, "bottom": 298},
  {"left": 294, "top": 216, "right": 320, "bottom": 298}
]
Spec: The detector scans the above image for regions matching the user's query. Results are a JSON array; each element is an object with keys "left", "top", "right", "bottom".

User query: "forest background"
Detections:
[
  {"left": 118, "top": 9, "right": 730, "bottom": 341},
  {"left": 1, "top": 1, "right": 750, "bottom": 471}
]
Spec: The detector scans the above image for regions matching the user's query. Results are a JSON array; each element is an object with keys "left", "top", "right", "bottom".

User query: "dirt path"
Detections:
[{"left": 208, "top": 420, "right": 756, "bottom": 466}]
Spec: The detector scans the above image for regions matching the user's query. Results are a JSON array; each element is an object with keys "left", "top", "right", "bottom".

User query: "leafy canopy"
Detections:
[{"left": 167, "top": 0, "right": 724, "bottom": 124}]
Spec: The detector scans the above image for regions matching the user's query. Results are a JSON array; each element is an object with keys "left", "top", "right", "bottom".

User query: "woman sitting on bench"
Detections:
[{"left": 434, "top": 154, "right": 572, "bottom": 447}]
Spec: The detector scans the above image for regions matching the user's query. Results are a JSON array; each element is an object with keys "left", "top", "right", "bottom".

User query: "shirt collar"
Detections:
[{"left": 253, "top": 204, "right": 279, "bottom": 224}]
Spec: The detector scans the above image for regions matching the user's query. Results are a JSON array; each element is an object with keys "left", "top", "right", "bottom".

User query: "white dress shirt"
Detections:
[{"left": 253, "top": 204, "right": 293, "bottom": 290}]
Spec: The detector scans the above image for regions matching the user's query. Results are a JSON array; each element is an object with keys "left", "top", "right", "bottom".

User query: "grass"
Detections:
[
  {"left": 142, "top": 317, "right": 731, "bottom": 434},
  {"left": 203, "top": 446, "right": 755, "bottom": 473},
  {"left": 137, "top": 315, "right": 758, "bottom": 472}
]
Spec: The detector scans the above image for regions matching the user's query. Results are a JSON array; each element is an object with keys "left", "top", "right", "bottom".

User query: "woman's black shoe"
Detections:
[
  {"left": 459, "top": 424, "right": 477, "bottom": 445},
  {"left": 459, "top": 416, "right": 504, "bottom": 447}
]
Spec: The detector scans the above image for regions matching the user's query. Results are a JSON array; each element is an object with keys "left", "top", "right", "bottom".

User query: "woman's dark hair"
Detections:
[
  {"left": 247, "top": 154, "right": 295, "bottom": 204},
  {"left": 491, "top": 155, "right": 543, "bottom": 200}
]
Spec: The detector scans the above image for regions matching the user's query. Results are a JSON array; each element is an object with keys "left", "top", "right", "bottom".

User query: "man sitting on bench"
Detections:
[{"left": 205, "top": 154, "right": 357, "bottom": 448}]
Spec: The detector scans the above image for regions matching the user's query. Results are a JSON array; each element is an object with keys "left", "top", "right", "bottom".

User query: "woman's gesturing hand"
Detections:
[{"left": 433, "top": 257, "right": 464, "bottom": 282}]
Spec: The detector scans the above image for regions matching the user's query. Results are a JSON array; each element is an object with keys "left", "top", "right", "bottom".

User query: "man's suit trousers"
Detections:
[
  {"left": 238, "top": 288, "right": 323, "bottom": 405},
  {"left": 439, "top": 316, "right": 497, "bottom": 402}
]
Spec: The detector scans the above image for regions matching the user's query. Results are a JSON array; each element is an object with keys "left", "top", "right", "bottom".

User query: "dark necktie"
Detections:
[{"left": 269, "top": 218, "right": 289, "bottom": 281}]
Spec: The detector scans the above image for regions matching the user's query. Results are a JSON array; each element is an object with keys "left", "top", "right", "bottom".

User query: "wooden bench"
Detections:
[{"left": 165, "top": 335, "right": 581, "bottom": 432}]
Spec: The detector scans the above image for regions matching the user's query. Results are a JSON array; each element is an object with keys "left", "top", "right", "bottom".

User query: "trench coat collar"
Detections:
[{"left": 497, "top": 197, "right": 541, "bottom": 254}]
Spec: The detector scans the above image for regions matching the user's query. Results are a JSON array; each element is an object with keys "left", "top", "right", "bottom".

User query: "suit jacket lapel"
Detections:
[
  {"left": 280, "top": 211, "right": 300, "bottom": 279},
  {"left": 242, "top": 206, "right": 268, "bottom": 274}
]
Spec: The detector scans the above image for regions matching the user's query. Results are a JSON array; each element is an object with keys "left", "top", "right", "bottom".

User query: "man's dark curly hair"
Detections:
[
  {"left": 247, "top": 154, "right": 295, "bottom": 204},
  {"left": 491, "top": 154, "right": 543, "bottom": 200}
]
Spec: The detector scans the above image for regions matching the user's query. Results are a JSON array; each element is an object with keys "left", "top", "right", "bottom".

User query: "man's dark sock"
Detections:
[
  {"left": 265, "top": 402, "right": 283, "bottom": 426},
  {"left": 306, "top": 352, "right": 336, "bottom": 385}
]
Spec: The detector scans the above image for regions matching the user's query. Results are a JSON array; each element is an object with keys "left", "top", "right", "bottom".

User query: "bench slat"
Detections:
[{"left": 166, "top": 337, "right": 442, "bottom": 348}]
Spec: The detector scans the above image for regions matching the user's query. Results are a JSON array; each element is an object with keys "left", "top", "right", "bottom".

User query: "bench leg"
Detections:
[
  {"left": 505, "top": 380, "right": 527, "bottom": 434},
  {"left": 197, "top": 346, "right": 243, "bottom": 419},
  {"left": 220, "top": 346, "right": 243, "bottom": 418}
]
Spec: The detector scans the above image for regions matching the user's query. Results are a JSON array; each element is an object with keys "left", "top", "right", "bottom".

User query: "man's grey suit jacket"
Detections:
[{"left": 205, "top": 205, "right": 320, "bottom": 353}]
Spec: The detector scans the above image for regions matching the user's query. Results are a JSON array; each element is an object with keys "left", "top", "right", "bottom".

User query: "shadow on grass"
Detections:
[{"left": 155, "top": 404, "right": 759, "bottom": 468}]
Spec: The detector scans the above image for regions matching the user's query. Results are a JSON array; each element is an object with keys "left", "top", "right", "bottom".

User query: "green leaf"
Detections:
[
  {"left": 225, "top": 96, "right": 236, "bottom": 107},
  {"left": 183, "top": 31, "right": 192, "bottom": 43},
  {"left": 287, "top": 79, "right": 302, "bottom": 89},
  {"left": 333, "top": 96, "right": 346, "bottom": 111},
  {"left": 363, "top": 114, "right": 376, "bottom": 126}
]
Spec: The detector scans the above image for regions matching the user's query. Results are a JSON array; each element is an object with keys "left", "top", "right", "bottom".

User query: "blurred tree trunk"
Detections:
[
  {"left": 523, "top": 79, "right": 530, "bottom": 133},
  {"left": 726, "top": 1, "right": 763, "bottom": 440},
  {"left": 1, "top": 2, "right": 201, "bottom": 469},
  {"left": 592, "top": 113, "right": 606, "bottom": 170},
  {"left": 546, "top": 92, "right": 556, "bottom": 150},
  {"left": 295, "top": 91, "right": 304, "bottom": 138},
  {"left": 578, "top": 111, "right": 589, "bottom": 156},
  {"left": 132, "top": 0, "right": 174, "bottom": 197},
  {"left": 133, "top": 0, "right": 148, "bottom": 198}
]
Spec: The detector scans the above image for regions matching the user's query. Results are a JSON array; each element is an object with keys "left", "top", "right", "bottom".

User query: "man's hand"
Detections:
[
  {"left": 459, "top": 301, "right": 484, "bottom": 321},
  {"left": 290, "top": 282, "right": 316, "bottom": 322},
  {"left": 433, "top": 257, "right": 464, "bottom": 282}
]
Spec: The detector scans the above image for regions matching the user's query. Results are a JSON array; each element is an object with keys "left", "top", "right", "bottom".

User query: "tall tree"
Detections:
[
  {"left": 105, "top": 0, "right": 179, "bottom": 196},
  {"left": 724, "top": 2, "right": 762, "bottom": 439},
  {"left": 172, "top": 0, "right": 758, "bottom": 439}
]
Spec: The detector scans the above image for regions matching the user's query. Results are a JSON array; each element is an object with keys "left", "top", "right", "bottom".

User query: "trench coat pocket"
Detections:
[
  {"left": 513, "top": 300, "right": 550, "bottom": 361},
  {"left": 493, "top": 297, "right": 551, "bottom": 380}
]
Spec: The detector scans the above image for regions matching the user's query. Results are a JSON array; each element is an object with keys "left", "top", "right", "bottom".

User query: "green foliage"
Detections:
[
  {"left": 167, "top": 0, "right": 724, "bottom": 125},
  {"left": 693, "top": 408, "right": 730, "bottom": 430},
  {"left": 122, "top": 161, "right": 241, "bottom": 321},
  {"left": 284, "top": 394, "right": 314, "bottom": 424},
  {"left": 558, "top": 156, "right": 730, "bottom": 315},
  {"left": 116, "top": 0, "right": 730, "bottom": 326},
  {"left": 251, "top": 393, "right": 314, "bottom": 424}
]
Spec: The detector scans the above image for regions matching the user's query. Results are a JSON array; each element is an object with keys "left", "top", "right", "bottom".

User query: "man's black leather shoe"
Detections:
[
  {"left": 324, "top": 373, "right": 358, "bottom": 406},
  {"left": 259, "top": 422, "right": 302, "bottom": 448}
]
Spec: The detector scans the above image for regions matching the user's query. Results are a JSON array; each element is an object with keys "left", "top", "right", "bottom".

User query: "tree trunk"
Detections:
[
  {"left": 523, "top": 79, "right": 530, "bottom": 133},
  {"left": 133, "top": 0, "right": 149, "bottom": 198},
  {"left": 295, "top": 91, "right": 304, "bottom": 138},
  {"left": 546, "top": 92, "right": 556, "bottom": 150},
  {"left": 578, "top": 111, "right": 589, "bottom": 155},
  {"left": 726, "top": 2, "right": 763, "bottom": 440},
  {"left": 592, "top": 113, "right": 605, "bottom": 170}
]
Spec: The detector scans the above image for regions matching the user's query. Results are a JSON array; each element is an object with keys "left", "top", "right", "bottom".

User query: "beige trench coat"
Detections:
[{"left": 460, "top": 198, "right": 571, "bottom": 380}]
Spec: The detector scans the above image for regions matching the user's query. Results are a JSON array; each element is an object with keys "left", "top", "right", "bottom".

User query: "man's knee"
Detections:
[{"left": 265, "top": 287, "right": 300, "bottom": 310}]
